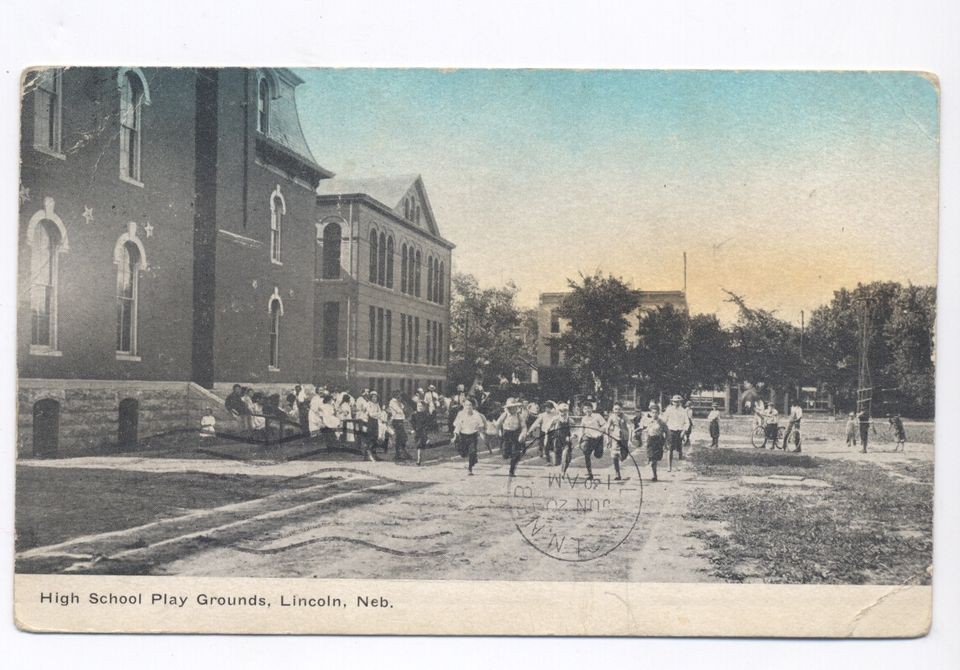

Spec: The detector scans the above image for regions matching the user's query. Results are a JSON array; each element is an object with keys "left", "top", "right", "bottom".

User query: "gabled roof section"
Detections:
[{"left": 317, "top": 173, "right": 444, "bottom": 239}]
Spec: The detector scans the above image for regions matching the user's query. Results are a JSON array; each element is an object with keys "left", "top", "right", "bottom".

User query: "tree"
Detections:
[
  {"left": 882, "top": 285, "right": 936, "bottom": 417},
  {"left": 448, "top": 273, "right": 535, "bottom": 388},
  {"left": 554, "top": 272, "right": 639, "bottom": 399},
  {"left": 633, "top": 306, "right": 731, "bottom": 398},
  {"left": 804, "top": 281, "right": 933, "bottom": 416},
  {"left": 724, "top": 290, "right": 801, "bottom": 405}
]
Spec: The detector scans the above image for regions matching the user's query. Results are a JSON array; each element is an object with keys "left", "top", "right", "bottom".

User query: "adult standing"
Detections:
[
  {"left": 453, "top": 398, "right": 486, "bottom": 475},
  {"left": 706, "top": 402, "right": 721, "bottom": 448},
  {"left": 388, "top": 389, "right": 411, "bottom": 462},
  {"left": 857, "top": 409, "right": 870, "bottom": 453},
  {"left": 424, "top": 384, "right": 440, "bottom": 431},
  {"left": 308, "top": 385, "right": 324, "bottom": 438},
  {"left": 320, "top": 394, "right": 339, "bottom": 450},
  {"left": 338, "top": 393, "right": 355, "bottom": 445},
  {"left": 365, "top": 391, "right": 384, "bottom": 458},
  {"left": 783, "top": 400, "right": 803, "bottom": 452},
  {"left": 663, "top": 394, "right": 691, "bottom": 471},
  {"left": 606, "top": 403, "right": 631, "bottom": 480}
]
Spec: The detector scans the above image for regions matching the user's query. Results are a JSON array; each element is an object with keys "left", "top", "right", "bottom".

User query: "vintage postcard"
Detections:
[{"left": 14, "top": 68, "right": 937, "bottom": 636}]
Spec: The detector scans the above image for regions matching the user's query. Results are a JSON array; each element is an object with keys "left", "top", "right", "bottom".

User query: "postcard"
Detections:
[{"left": 14, "top": 68, "right": 937, "bottom": 636}]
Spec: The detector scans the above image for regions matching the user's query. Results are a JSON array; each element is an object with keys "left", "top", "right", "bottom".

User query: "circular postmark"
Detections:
[{"left": 506, "top": 425, "right": 643, "bottom": 562}]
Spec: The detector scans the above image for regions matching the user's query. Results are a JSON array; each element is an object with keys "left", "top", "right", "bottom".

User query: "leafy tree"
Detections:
[
  {"left": 554, "top": 272, "right": 639, "bottom": 399},
  {"left": 724, "top": 290, "right": 802, "bottom": 405},
  {"left": 633, "top": 306, "right": 731, "bottom": 398},
  {"left": 447, "top": 273, "right": 535, "bottom": 388},
  {"left": 804, "top": 281, "right": 932, "bottom": 415}
]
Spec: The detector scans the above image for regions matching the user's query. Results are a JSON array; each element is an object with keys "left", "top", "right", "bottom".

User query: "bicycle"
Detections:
[{"left": 751, "top": 423, "right": 785, "bottom": 448}]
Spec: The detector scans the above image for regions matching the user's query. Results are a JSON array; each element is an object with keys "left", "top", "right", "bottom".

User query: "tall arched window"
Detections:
[
  {"left": 377, "top": 232, "right": 387, "bottom": 286},
  {"left": 321, "top": 222, "right": 342, "bottom": 279},
  {"left": 400, "top": 243, "right": 408, "bottom": 293},
  {"left": 30, "top": 221, "right": 61, "bottom": 349},
  {"left": 116, "top": 242, "right": 142, "bottom": 355},
  {"left": 269, "top": 298, "right": 281, "bottom": 369},
  {"left": 386, "top": 236, "right": 395, "bottom": 289},
  {"left": 120, "top": 71, "right": 144, "bottom": 182},
  {"left": 369, "top": 229, "right": 379, "bottom": 282},
  {"left": 414, "top": 249, "right": 422, "bottom": 297},
  {"left": 257, "top": 77, "right": 270, "bottom": 133},
  {"left": 438, "top": 261, "right": 445, "bottom": 304},
  {"left": 270, "top": 186, "right": 284, "bottom": 263},
  {"left": 406, "top": 246, "right": 415, "bottom": 294},
  {"left": 427, "top": 256, "right": 434, "bottom": 302}
]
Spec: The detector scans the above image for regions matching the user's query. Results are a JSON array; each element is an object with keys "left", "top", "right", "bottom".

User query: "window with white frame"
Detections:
[
  {"left": 30, "top": 221, "right": 61, "bottom": 348},
  {"left": 116, "top": 242, "right": 142, "bottom": 355},
  {"left": 270, "top": 186, "right": 285, "bottom": 263},
  {"left": 119, "top": 71, "right": 145, "bottom": 182},
  {"left": 33, "top": 68, "right": 62, "bottom": 155}
]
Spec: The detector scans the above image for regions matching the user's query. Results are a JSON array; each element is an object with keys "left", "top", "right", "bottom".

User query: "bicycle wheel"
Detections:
[
  {"left": 777, "top": 426, "right": 787, "bottom": 449},
  {"left": 751, "top": 426, "right": 765, "bottom": 448}
]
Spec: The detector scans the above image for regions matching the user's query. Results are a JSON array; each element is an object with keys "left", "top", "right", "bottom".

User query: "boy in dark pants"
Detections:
[{"left": 410, "top": 401, "right": 430, "bottom": 466}]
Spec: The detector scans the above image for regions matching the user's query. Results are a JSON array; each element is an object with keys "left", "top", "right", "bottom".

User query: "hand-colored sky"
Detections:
[{"left": 295, "top": 69, "right": 939, "bottom": 323}]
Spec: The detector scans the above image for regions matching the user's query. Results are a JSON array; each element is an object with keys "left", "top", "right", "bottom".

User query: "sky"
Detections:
[{"left": 295, "top": 69, "right": 939, "bottom": 323}]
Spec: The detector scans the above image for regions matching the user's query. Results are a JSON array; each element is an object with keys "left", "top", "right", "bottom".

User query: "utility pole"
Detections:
[{"left": 854, "top": 292, "right": 876, "bottom": 452}]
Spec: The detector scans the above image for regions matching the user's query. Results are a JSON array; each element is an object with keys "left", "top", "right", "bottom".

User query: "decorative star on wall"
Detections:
[
  {"left": 143, "top": 221, "right": 154, "bottom": 237},
  {"left": 82, "top": 206, "right": 94, "bottom": 224},
  {"left": 19, "top": 184, "right": 30, "bottom": 205}
]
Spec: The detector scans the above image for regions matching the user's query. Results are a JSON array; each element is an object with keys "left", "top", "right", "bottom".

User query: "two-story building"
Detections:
[{"left": 17, "top": 67, "right": 453, "bottom": 457}]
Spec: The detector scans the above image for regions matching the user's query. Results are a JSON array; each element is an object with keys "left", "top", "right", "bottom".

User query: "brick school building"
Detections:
[{"left": 17, "top": 67, "right": 452, "bottom": 457}]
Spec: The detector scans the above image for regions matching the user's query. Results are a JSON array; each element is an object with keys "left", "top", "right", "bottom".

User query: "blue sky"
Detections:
[{"left": 295, "top": 69, "right": 939, "bottom": 321}]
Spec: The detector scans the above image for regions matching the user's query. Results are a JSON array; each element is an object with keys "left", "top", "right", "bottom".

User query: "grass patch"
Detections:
[
  {"left": 685, "top": 452, "right": 932, "bottom": 584},
  {"left": 15, "top": 466, "right": 322, "bottom": 552},
  {"left": 690, "top": 447, "right": 818, "bottom": 478}
]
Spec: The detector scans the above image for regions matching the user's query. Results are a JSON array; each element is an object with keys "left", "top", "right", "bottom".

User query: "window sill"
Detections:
[
  {"left": 120, "top": 175, "right": 144, "bottom": 188},
  {"left": 29, "top": 346, "right": 63, "bottom": 357},
  {"left": 116, "top": 353, "right": 141, "bottom": 362},
  {"left": 33, "top": 145, "right": 66, "bottom": 161},
  {"left": 268, "top": 366, "right": 281, "bottom": 372}
]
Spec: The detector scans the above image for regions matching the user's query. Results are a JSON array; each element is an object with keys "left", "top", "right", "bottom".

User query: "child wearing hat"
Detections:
[
  {"left": 663, "top": 394, "right": 692, "bottom": 471},
  {"left": 496, "top": 398, "right": 527, "bottom": 476},
  {"left": 706, "top": 402, "right": 721, "bottom": 448},
  {"left": 640, "top": 404, "right": 668, "bottom": 482},
  {"left": 889, "top": 414, "right": 907, "bottom": 452}
]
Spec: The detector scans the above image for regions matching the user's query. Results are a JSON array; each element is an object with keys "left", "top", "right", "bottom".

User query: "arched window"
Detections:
[
  {"left": 415, "top": 204, "right": 421, "bottom": 224},
  {"left": 257, "top": 77, "right": 270, "bottom": 133},
  {"left": 369, "top": 229, "right": 379, "bottom": 282},
  {"left": 386, "top": 236, "right": 395, "bottom": 289},
  {"left": 427, "top": 256, "right": 434, "bottom": 302},
  {"left": 116, "top": 242, "right": 142, "bottom": 355},
  {"left": 321, "top": 222, "right": 342, "bottom": 279},
  {"left": 400, "top": 243, "right": 408, "bottom": 293},
  {"left": 407, "top": 246, "right": 415, "bottom": 294},
  {"left": 438, "top": 261, "right": 445, "bottom": 304},
  {"left": 377, "top": 232, "right": 387, "bottom": 286},
  {"left": 414, "top": 249, "right": 422, "bottom": 297},
  {"left": 269, "top": 298, "right": 281, "bottom": 369},
  {"left": 120, "top": 71, "right": 144, "bottom": 182},
  {"left": 30, "top": 221, "right": 61, "bottom": 349},
  {"left": 270, "top": 186, "right": 284, "bottom": 263}
]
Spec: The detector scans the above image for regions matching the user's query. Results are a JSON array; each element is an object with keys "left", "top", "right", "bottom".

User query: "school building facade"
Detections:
[{"left": 17, "top": 67, "right": 452, "bottom": 458}]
